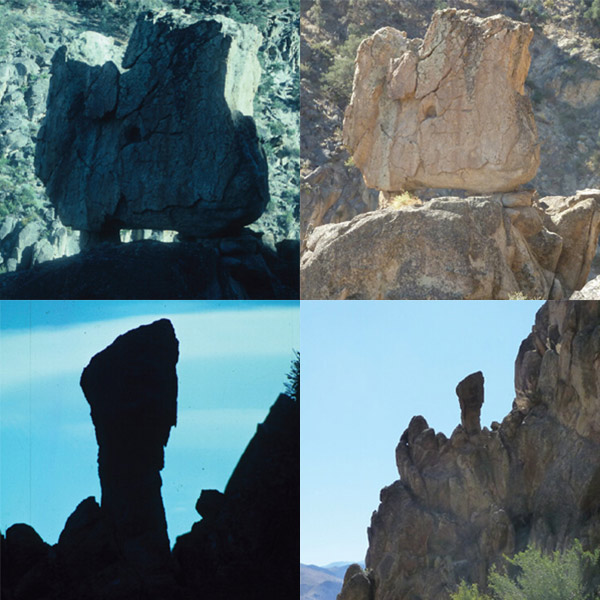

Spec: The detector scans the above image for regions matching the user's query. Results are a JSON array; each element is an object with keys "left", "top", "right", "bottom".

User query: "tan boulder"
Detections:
[
  {"left": 343, "top": 9, "right": 540, "bottom": 193},
  {"left": 300, "top": 192, "right": 600, "bottom": 300}
]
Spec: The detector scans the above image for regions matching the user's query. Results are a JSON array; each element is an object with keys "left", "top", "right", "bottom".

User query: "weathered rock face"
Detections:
[
  {"left": 343, "top": 9, "right": 540, "bottom": 193},
  {"left": 300, "top": 190, "right": 600, "bottom": 300},
  {"left": 173, "top": 392, "right": 299, "bottom": 600},
  {"left": 339, "top": 301, "right": 600, "bottom": 600},
  {"left": 80, "top": 319, "right": 179, "bottom": 580},
  {"left": 35, "top": 11, "right": 269, "bottom": 237}
]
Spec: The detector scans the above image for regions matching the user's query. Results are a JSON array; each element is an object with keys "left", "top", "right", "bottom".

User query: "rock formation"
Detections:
[
  {"left": 301, "top": 190, "right": 600, "bottom": 299},
  {"left": 0, "top": 233, "right": 299, "bottom": 299},
  {"left": 173, "top": 392, "right": 299, "bottom": 600},
  {"left": 35, "top": 11, "right": 269, "bottom": 238},
  {"left": 343, "top": 9, "right": 540, "bottom": 194},
  {"left": 1, "top": 320, "right": 299, "bottom": 600},
  {"left": 456, "top": 372, "right": 484, "bottom": 435},
  {"left": 80, "top": 319, "right": 179, "bottom": 582},
  {"left": 338, "top": 300, "right": 600, "bottom": 600}
]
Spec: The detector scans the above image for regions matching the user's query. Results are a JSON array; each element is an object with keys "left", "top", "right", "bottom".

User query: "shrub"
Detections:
[
  {"left": 321, "top": 32, "right": 363, "bottom": 107},
  {"left": 452, "top": 541, "right": 600, "bottom": 600},
  {"left": 452, "top": 582, "right": 491, "bottom": 600},
  {"left": 284, "top": 350, "right": 299, "bottom": 402}
]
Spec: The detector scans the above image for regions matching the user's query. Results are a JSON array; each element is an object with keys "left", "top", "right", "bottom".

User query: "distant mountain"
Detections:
[{"left": 300, "top": 562, "right": 363, "bottom": 600}]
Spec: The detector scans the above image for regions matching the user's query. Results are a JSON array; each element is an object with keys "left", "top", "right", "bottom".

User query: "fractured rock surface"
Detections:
[
  {"left": 35, "top": 11, "right": 269, "bottom": 237},
  {"left": 343, "top": 9, "right": 540, "bottom": 193},
  {"left": 300, "top": 190, "right": 600, "bottom": 300},
  {"left": 339, "top": 301, "right": 600, "bottom": 600}
]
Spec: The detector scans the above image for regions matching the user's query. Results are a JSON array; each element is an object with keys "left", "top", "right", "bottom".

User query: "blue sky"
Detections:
[
  {"left": 300, "top": 300, "right": 544, "bottom": 567},
  {"left": 0, "top": 300, "right": 299, "bottom": 546}
]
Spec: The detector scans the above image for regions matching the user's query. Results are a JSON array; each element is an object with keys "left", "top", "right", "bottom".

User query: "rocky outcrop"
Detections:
[
  {"left": 35, "top": 11, "right": 269, "bottom": 238},
  {"left": 0, "top": 233, "right": 299, "bottom": 299},
  {"left": 80, "top": 319, "right": 179, "bottom": 583},
  {"left": 300, "top": 190, "right": 600, "bottom": 299},
  {"left": 338, "top": 300, "right": 600, "bottom": 600},
  {"left": 1, "top": 320, "right": 299, "bottom": 600},
  {"left": 300, "top": 154, "right": 379, "bottom": 250},
  {"left": 343, "top": 9, "right": 540, "bottom": 194},
  {"left": 173, "top": 392, "right": 299, "bottom": 600}
]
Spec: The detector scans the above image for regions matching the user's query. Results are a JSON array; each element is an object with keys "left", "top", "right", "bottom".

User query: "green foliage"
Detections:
[
  {"left": 321, "top": 32, "right": 363, "bottom": 107},
  {"left": 452, "top": 582, "right": 491, "bottom": 600},
  {"left": 284, "top": 350, "right": 299, "bottom": 402},
  {"left": 584, "top": 0, "right": 600, "bottom": 24},
  {"left": 453, "top": 541, "right": 600, "bottom": 600},
  {"left": 0, "top": 156, "right": 45, "bottom": 219}
]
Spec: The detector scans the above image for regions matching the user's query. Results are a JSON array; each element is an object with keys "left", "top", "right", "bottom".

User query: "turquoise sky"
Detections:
[
  {"left": 300, "top": 300, "right": 544, "bottom": 567},
  {"left": 0, "top": 300, "right": 299, "bottom": 546}
]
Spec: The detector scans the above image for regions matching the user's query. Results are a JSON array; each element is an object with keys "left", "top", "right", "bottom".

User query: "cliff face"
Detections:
[{"left": 339, "top": 301, "right": 600, "bottom": 600}]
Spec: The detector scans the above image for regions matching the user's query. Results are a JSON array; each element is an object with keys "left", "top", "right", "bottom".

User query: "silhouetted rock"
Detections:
[
  {"left": 35, "top": 11, "right": 269, "bottom": 237},
  {"left": 1, "top": 524, "right": 50, "bottom": 598},
  {"left": 80, "top": 319, "right": 178, "bottom": 586},
  {"left": 173, "top": 392, "right": 299, "bottom": 600},
  {"left": 2, "top": 321, "right": 299, "bottom": 600},
  {"left": 0, "top": 236, "right": 299, "bottom": 299}
]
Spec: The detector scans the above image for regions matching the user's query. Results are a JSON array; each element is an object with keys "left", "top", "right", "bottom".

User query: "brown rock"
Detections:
[
  {"left": 339, "top": 301, "right": 600, "bottom": 600},
  {"left": 300, "top": 194, "right": 600, "bottom": 300},
  {"left": 456, "top": 372, "right": 484, "bottom": 435},
  {"left": 343, "top": 10, "right": 540, "bottom": 193}
]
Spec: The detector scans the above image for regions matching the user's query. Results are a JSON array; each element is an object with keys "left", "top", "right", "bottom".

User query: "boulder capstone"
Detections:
[
  {"left": 35, "top": 11, "right": 269, "bottom": 237},
  {"left": 343, "top": 9, "right": 540, "bottom": 193}
]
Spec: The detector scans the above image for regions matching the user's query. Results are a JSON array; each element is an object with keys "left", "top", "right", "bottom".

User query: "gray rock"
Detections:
[
  {"left": 0, "top": 216, "right": 18, "bottom": 241},
  {"left": 31, "top": 239, "right": 55, "bottom": 266},
  {"left": 35, "top": 11, "right": 269, "bottom": 237}
]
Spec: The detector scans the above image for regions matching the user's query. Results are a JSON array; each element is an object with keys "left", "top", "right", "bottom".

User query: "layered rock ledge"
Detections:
[
  {"left": 339, "top": 301, "right": 600, "bottom": 600},
  {"left": 300, "top": 190, "right": 600, "bottom": 300}
]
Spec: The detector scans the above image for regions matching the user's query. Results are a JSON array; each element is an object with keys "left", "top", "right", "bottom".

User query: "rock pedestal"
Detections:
[
  {"left": 80, "top": 319, "right": 179, "bottom": 576},
  {"left": 343, "top": 9, "right": 540, "bottom": 193},
  {"left": 456, "top": 371, "right": 484, "bottom": 434},
  {"left": 35, "top": 11, "right": 269, "bottom": 237}
]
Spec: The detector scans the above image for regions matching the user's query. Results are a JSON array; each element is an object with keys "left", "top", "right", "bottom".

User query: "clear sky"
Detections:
[
  {"left": 0, "top": 300, "right": 299, "bottom": 547},
  {"left": 300, "top": 300, "right": 544, "bottom": 567}
]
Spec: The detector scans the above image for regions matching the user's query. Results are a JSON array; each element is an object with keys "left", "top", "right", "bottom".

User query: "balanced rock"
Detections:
[
  {"left": 341, "top": 301, "right": 600, "bottom": 600},
  {"left": 456, "top": 371, "right": 484, "bottom": 435},
  {"left": 343, "top": 9, "right": 540, "bottom": 193},
  {"left": 35, "top": 11, "right": 269, "bottom": 237},
  {"left": 80, "top": 319, "right": 179, "bottom": 579}
]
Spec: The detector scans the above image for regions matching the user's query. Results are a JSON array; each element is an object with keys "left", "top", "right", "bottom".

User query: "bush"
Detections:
[
  {"left": 321, "top": 32, "right": 363, "bottom": 107},
  {"left": 584, "top": 0, "right": 600, "bottom": 24},
  {"left": 452, "top": 582, "right": 491, "bottom": 600},
  {"left": 452, "top": 541, "right": 600, "bottom": 600}
]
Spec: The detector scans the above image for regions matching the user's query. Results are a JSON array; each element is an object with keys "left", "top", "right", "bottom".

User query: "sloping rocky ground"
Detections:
[
  {"left": 0, "top": 0, "right": 299, "bottom": 277},
  {"left": 301, "top": 0, "right": 600, "bottom": 266}
]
